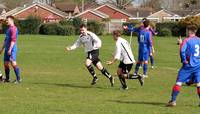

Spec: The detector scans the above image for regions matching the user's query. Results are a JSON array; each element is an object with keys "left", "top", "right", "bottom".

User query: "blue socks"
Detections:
[{"left": 171, "top": 85, "right": 181, "bottom": 101}]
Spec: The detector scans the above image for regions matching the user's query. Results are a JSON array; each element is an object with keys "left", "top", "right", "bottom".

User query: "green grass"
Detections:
[{"left": 0, "top": 34, "right": 199, "bottom": 114}]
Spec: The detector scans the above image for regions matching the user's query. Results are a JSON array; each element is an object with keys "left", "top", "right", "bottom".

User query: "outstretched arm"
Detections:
[{"left": 65, "top": 38, "right": 81, "bottom": 51}]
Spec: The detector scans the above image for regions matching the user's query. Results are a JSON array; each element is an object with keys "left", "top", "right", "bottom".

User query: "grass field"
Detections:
[{"left": 0, "top": 34, "right": 199, "bottom": 114}]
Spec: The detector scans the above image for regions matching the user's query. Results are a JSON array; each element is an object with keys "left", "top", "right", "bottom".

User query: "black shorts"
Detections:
[
  {"left": 118, "top": 62, "right": 133, "bottom": 74},
  {"left": 87, "top": 49, "right": 101, "bottom": 65}
]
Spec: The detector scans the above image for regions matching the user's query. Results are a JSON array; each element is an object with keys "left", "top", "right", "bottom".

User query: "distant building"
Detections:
[
  {"left": 147, "top": 9, "right": 183, "bottom": 22},
  {"left": 54, "top": 3, "right": 80, "bottom": 18},
  {"left": 74, "top": 4, "right": 132, "bottom": 33},
  {"left": 0, "top": 2, "right": 67, "bottom": 22}
]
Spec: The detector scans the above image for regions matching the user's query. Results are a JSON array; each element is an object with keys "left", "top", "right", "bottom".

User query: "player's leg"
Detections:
[
  {"left": 4, "top": 52, "right": 10, "bottom": 82},
  {"left": 134, "top": 61, "right": 141, "bottom": 75},
  {"left": 149, "top": 53, "right": 154, "bottom": 68},
  {"left": 95, "top": 61, "right": 114, "bottom": 86},
  {"left": 11, "top": 61, "right": 20, "bottom": 83},
  {"left": 117, "top": 67, "right": 128, "bottom": 90},
  {"left": 143, "top": 60, "right": 148, "bottom": 78},
  {"left": 143, "top": 52, "right": 149, "bottom": 77},
  {"left": 197, "top": 82, "right": 200, "bottom": 106},
  {"left": 167, "top": 68, "right": 191, "bottom": 107},
  {"left": 194, "top": 71, "right": 200, "bottom": 106},
  {"left": 10, "top": 51, "right": 21, "bottom": 83},
  {"left": 0, "top": 70, "right": 3, "bottom": 81},
  {"left": 85, "top": 59, "right": 97, "bottom": 85}
]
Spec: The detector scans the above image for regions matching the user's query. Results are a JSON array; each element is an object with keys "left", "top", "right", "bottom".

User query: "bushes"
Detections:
[
  {"left": 19, "top": 16, "right": 42, "bottom": 34},
  {"left": 156, "top": 22, "right": 177, "bottom": 36},
  {"left": 39, "top": 19, "right": 104, "bottom": 36},
  {"left": 39, "top": 23, "right": 75, "bottom": 36},
  {"left": 159, "top": 28, "right": 172, "bottom": 36},
  {"left": 87, "top": 21, "right": 105, "bottom": 35}
]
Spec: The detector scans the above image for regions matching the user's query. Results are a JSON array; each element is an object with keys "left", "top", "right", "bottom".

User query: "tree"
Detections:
[
  {"left": 103, "top": 0, "right": 134, "bottom": 9},
  {"left": 140, "top": 0, "right": 162, "bottom": 10}
]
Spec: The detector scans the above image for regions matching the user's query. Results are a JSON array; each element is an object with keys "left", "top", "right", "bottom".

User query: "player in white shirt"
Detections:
[
  {"left": 66, "top": 24, "right": 114, "bottom": 86},
  {"left": 107, "top": 30, "right": 143, "bottom": 90}
]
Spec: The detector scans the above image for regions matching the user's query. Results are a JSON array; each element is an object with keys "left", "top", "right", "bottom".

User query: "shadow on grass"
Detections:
[
  {"left": 31, "top": 82, "right": 117, "bottom": 90},
  {"left": 109, "top": 100, "right": 166, "bottom": 107}
]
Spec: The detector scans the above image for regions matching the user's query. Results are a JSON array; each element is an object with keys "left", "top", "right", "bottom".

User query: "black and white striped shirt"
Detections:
[{"left": 114, "top": 37, "right": 135, "bottom": 64}]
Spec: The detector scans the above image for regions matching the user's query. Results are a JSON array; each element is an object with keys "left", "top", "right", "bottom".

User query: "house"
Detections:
[
  {"left": 125, "top": 6, "right": 158, "bottom": 22},
  {"left": 172, "top": 10, "right": 200, "bottom": 17},
  {"left": 0, "top": 2, "right": 67, "bottom": 22},
  {"left": 54, "top": 3, "right": 80, "bottom": 18},
  {"left": 147, "top": 9, "right": 182, "bottom": 22},
  {"left": 74, "top": 4, "right": 133, "bottom": 33},
  {"left": 126, "top": 6, "right": 154, "bottom": 18},
  {"left": 74, "top": 9, "right": 109, "bottom": 22}
]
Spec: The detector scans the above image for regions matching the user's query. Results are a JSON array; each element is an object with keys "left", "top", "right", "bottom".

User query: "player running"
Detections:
[
  {"left": 65, "top": 24, "right": 114, "bottom": 86},
  {"left": 166, "top": 25, "right": 200, "bottom": 107},
  {"left": 107, "top": 30, "right": 143, "bottom": 90}
]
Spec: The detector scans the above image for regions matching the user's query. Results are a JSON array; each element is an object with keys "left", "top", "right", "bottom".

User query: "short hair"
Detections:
[
  {"left": 187, "top": 25, "right": 198, "bottom": 33},
  {"left": 6, "top": 15, "right": 15, "bottom": 20},
  {"left": 142, "top": 18, "right": 147, "bottom": 22},
  {"left": 80, "top": 24, "right": 87, "bottom": 28},
  {"left": 143, "top": 19, "right": 150, "bottom": 28},
  {"left": 113, "top": 30, "right": 121, "bottom": 37}
]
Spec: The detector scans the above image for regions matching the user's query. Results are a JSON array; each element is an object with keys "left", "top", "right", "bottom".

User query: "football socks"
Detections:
[
  {"left": 171, "top": 85, "right": 181, "bottom": 102},
  {"left": 86, "top": 65, "right": 96, "bottom": 78},
  {"left": 101, "top": 67, "right": 111, "bottom": 78}
]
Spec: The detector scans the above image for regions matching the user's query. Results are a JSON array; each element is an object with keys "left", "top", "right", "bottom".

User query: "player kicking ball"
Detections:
[
  {"left": 166, "top": 25, "right": 200, "bottom": 107},
  {"left": 107, "top": 30, "right": 143, "bottom": 90},
  {"left": 65, "top": 24, "right": 114, "bottom": 86}
]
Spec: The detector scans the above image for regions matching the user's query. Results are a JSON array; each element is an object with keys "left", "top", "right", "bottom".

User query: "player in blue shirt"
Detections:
[
  {"left": 167, "top": 25, "right": 200, "bottom": 107},
  {"left": 141, "top": 18, "right": 157, "bottom": 69},
  {"left": 0, "top": 16, "right": 21, "bottom": 83},
  {"left": 124, "top": 19, "right": 152, "bottom": 78}
]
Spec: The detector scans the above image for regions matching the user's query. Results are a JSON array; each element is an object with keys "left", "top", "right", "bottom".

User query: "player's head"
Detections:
[
  {"left": 143, "top": 19, "right": 150, "bottom": 28},
  {"left": 140, "top": 18, "right": 147, "bottom": 26},
  {"left": 112, "top": 30, "right": 121, "bottom": 40},
  {"left": 186, "top": 25, "right": 198, "bottom": 35},
  {"left": 80, "top": 24, "right": 87, "bottom": 35},
  {"left": 6, "top": 15, "right": 15, "bottom": 26}
]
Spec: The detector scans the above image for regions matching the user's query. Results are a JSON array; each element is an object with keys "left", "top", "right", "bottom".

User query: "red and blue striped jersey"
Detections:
[
  {"left": 4, "top": 25, "right": 18, "bottom": 51},
  {"left": 180, "top": 35, "right": 200, "bottom": 67}
]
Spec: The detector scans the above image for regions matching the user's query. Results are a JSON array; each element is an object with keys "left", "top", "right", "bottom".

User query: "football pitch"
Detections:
[{"left": 0, "top": 34, "right": 199, "bottom": 114}]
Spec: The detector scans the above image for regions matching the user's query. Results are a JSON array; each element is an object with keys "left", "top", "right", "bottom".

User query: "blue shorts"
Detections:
[
  {"left": 138, "top": 51, "right": 149, "bottom": 61},
  {"left": 4, "top": 50, "right": 17, "bottom": 62},
  {"left": 177, "top": 65, "right": 200, "bottom": 83}
]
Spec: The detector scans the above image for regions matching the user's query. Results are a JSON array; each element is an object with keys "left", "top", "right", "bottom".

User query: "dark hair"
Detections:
[
  {"left": 6, "top": 15, "right": 15, "bottom": 20},
  {"left": 143, "top": 19, "right": 150, "bottom": 28},
  {"left": 113, "top": 30, "right": 121, "bottom": 37},
  {"left": 187, "top": 25, "right": 198, "bottom": 33},
  {"left": 80, "top": 24, "right": 87, "bottom": 28},
  {"left": 142, "top": 18, "right": 147, "bottom": 22}
]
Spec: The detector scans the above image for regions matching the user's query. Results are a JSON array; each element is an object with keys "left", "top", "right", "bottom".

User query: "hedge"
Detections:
[{"left": 87, "top": 21, "right": 105, "bottom": 35}]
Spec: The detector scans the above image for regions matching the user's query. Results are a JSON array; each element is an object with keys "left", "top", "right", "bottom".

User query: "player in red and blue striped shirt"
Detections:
[
  {"left": 167, "top": 25, "right": 200, "bottom": 107},
  {"left": 0, "top": 16, "right": 20, "bottom": 83}
]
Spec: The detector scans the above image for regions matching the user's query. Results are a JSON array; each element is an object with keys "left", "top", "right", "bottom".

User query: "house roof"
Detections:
[
  {"left": 171, "top": 10, "right": 200, "bottom": 17},
  {"left": 0, "top": 2, "right": 67, "bottom": 19},
  {"left": 55, "top": 3, "right": 78, "bottom": 12},
  {"left": 147, "top": 9, "right": 180, "bottom": 18},
  {"left": 82, "top": 2, "right": 100, "bottom": 10},
  {"left": 126, "top": 7, "right": 155, "bottom": 17},
  {"left": 74, "top": 9, "right": 109, "bottom": 19},
  {"left": 94, "top": 4, "right": 133, "bottom": 17}
]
